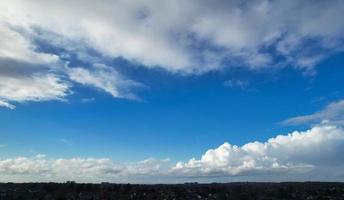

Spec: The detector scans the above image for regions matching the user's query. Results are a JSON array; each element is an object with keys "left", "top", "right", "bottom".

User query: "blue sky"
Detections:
[
  {"left": 1, "top": 57, "right": 344, "bottom": 161},
  {"left": 0, "top": 0, "right": 344, "bottom": 183}
]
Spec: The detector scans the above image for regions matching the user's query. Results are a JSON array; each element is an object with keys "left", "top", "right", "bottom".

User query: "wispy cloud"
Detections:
[
  {"left": 81, "top": 97, "right": 95, "bottom": 103},
  {"left": 67, "top": 64, "right": 142, "bottom": 100},
  {"left": 60, "top": 139, "right": 74, "bottom": 146},
  {"left": 223, "top": 79, "right": 249, "bottom": 89},
  {"left": 0, "top": 100, "right": 15, "bottom": 109},
  {"left": 282, "top": 100, "right": 344, "bottom": 126}
]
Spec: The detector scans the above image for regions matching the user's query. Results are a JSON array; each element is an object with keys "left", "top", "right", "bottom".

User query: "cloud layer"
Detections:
[
  {"left": 1, "top": 124, "right": 343, "bottom": 182},
  {"left": 0, "top": 155, "right": 168, "bottom": 183},
  {"left": 2, "top": 0, "right": 343, "bottom": 72},
  {"left": 0, "top": 0, "right": 344, "bottom": 108}
]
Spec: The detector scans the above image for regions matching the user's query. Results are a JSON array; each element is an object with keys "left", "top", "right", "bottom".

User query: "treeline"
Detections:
[{"left": 0, "top": 182, "right": 343, "bottom": 200}]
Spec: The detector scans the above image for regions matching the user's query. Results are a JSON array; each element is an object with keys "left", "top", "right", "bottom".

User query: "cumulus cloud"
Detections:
[
  {"left": 282, "top": 100, "right": 344, "bottom": 126},
  {"left": 172, "top": 125, "right": 344, "bottom": 178},
  {"left": 0, "top": 125, "right": 343, "bottom": 182}
]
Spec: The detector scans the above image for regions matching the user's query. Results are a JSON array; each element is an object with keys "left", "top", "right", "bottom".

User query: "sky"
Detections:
[{"left": 0, "top": 0, "right": 344, "bottom": 183}]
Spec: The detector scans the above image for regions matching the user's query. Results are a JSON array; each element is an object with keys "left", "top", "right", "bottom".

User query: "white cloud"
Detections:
[
  {"left": 0, "top": 73, "right": 70, "bottom": 106},
  {"left": 0, "top": 125, "right": 343, "bottom": 182},
  {"left": 282, "top": 100, "right": 344, "bottom": 126},
  {"left": 0, "top": 0, "right": 342, "bottom": 107},
  {"left": 223, "top": 79, "right": 249, "bottom": 89},
  {"left": 172, "top": 125, "right": 344, "bottom": 178},
  {"left": 1, "top": 0, "right": 343, "bottom": 74},
  {"left": 0, "top": 23, "right": 70, "bottom": 108},
  {"left": 0, "top": 100, "right": 15, "bottom": 109},
  {"left": 0, "top": 24, "right": 59, "bottom": 65},
  {"left": 67, "top": 64, "right": 142, "bottom": 100},
  {"left": 0, "top": 12, "right": 140, "bottom": 107},
  {"left": 0, "top": 24, "right": 139, "bottom": 107},
  {"left": 0, "top": 156, "right": 168, "bottom": 183}
]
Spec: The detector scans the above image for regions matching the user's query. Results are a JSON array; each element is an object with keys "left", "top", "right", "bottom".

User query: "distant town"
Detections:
[{"left": 0, "top": 182, "right": 343, "bottom": 200}]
